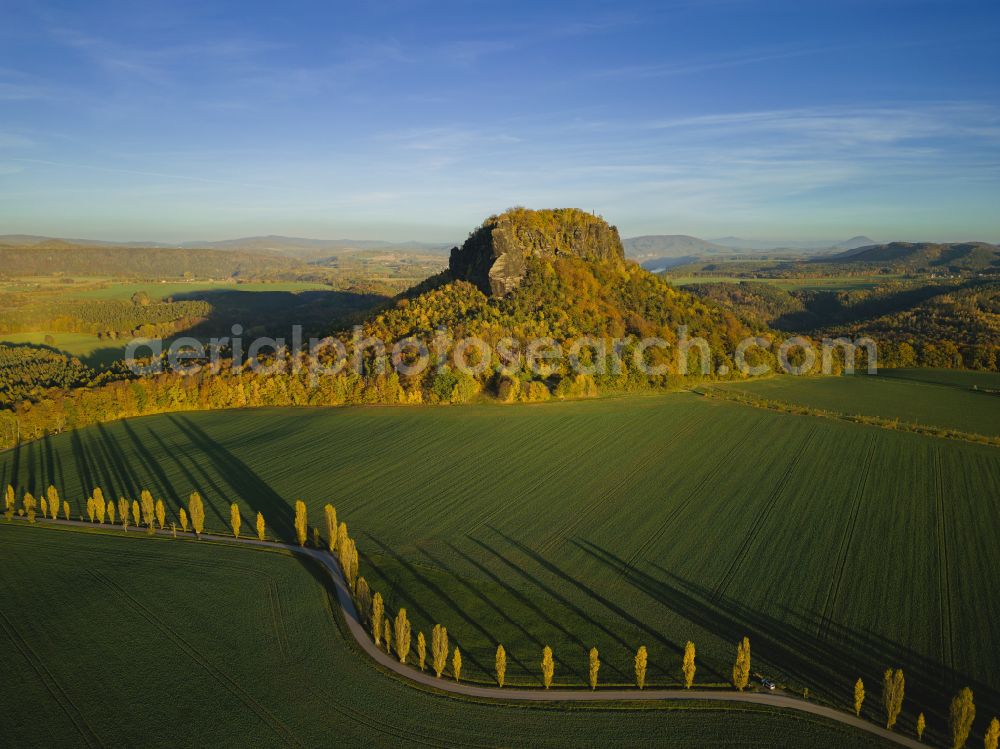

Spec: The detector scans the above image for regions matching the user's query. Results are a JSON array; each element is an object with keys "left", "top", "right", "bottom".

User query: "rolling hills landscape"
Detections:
[{"left": 3, "top": 2, "right": 1000, "bottom": 747}]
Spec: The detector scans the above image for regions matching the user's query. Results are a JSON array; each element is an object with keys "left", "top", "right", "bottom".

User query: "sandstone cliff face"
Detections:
[{"left": 449, "top": 208, "right": 625, "bottom": 296}]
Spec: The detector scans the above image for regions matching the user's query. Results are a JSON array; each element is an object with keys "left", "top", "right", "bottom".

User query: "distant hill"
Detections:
[
  {"left": 825, "top": 241, "right": 1000, "bottom": 272},
  {"left": 709, "top": 236, "right": 875, "bottom": 252},
  {"left": 623, "top": 234, "right": 730, "bottom": 257},
  {"left": 0, "top": 245, "right": 303, "bottom": 278}
]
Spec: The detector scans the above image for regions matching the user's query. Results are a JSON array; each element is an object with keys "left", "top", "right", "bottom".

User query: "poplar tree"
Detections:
[
  {"left": 131, "top": 500, "right": 140, "bottom": 528},
  {"left": 395, "top": 609, "right": 411, "bottom": 664},
  {"left": 917, "top": 712, "right": 926, "bottom": 742},
  {"left": 106, "top": 500, "right": 116, "bottom": 525},
  {"left": 230, "top": 503, "right": 241, "bottom": 538},
  {"left": 155, "top": 499, "right": 165, "bottom": 530},
  {"left": 119, "top": 498, "right": 129, "bottom": 530},
  {"left": 883, "top": 668, "right": 905, "bottom": 730},
  {"left": 140, "top": 490, "right": 155, "bottom": 527},
  {"left": 62, "top": 500, "right": 70, "bottom": 521},
  {"left": 294, "top": 500, "right": 307, "bottom": 546},
  {"left": 383, "top": 618, "right": 392, "bottom": 654},
  {"left": 372, "top": 592, "right": 384, "bottom": 645},
  {"left": 683, "top": 641, "right": 696, "bottom": 689},
  {"left": 86, "top": 496, "right": 95, "bottom": 523},
  {"left": 855, "top": 678, "right": 865, "bottom": 717},
  {"left": 3, "top": 485, "right": 14, "bottom": 520},
  {"left": 985, "top": 717, "right": 999, "bottom": 749},
  {"left": 495, "top": 644, "right": 506, "bottom": 687},
  {"left": 589, "top": 647, "right": 600, "bottom": 690},
  {"left": 336, "top": 521, "right": 349, "bottom": 554},
  {"left": 324, "top": 504, "right": 338, "bottom": 551},
  {"left": 313, "top": 527, "right": 320, "bottom": 548},
  {"left": 732, "top": 637, "right": 750, "bottom": 691},
  {"left": 417, "top": 632, "right": 427, "bottom": 671},
  {"left": 452, "top": 647, "right": 462, "bottom": 682},
  {"left": 189, "top": 492, "right": 205, "bottom": 537},
  {"left": 24, "top": 493, "right": 36, "bottom": 523},
  {"left": 355, "top": 577, "right": 371, "bottom": 622},
  {"left": 432, "top": 624, "right": 448, "bottom": 678},
  {"left": 949, "top": 687, "right": 975, "bottom": 749},
  {"left": 179, "top": 506, "right": 189, "bottom": 533},
  {"left": 541, "top": 646, "right": 554, "bottom": 689},
  {"left": 47, "top": 486, "right": 60, "bottom": 519},
  {"left": 40, "top": 497, "right": 48, "bottom": 519},
  {"left": 635, "top": 645, "right": 648, "bottom": 689},
  {"left": 94, "top": 491, "right": 106, "bottom": 524},
  {"left": 256, "top": 512, "right": 265, "bottom": 541}
]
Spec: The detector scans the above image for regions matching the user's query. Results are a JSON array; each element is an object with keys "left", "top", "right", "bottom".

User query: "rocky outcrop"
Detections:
[{"left": 449, "top": 208, "right": 625, "bottom": 296}]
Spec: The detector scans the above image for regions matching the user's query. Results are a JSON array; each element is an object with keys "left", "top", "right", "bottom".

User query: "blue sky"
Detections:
[{"left": 1, "top": 0, "right": 998, "bottom": 242}]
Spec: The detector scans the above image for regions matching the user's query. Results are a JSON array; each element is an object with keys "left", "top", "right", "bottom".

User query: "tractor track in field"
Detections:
[
  {"left": 0, "top": 606, "right": 104, "bottom": 748},
  {"left": 816, "top": 433, "right": 877, "bottom": 641},
  {"left": 933, "top": 447, "right": 955, "bottom": 677},
  {"left": 87, "top": 568, "right": 302, "bottom": 748},
  {"left": 713, "top": 425, "right": 819, "bottom": 601},
  {"left": 5, "top": 518, "right": 928, "bottom": 749}
]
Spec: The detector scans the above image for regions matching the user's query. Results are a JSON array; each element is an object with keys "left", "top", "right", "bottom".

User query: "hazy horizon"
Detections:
[{"left": 2, "top": 0, "right": 999, "bottom": 242}]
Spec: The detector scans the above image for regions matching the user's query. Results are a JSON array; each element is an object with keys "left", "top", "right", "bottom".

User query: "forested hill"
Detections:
[
  {"left": 0, "top": 245, "right": 303, "bottom": 278},
  {"left": 820, "top": 241, "right": 999, "bottom": 273}
]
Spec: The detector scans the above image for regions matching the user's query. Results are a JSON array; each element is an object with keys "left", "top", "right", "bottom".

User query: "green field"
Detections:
[
  {"left": 1, "top": 392, "right": 996, "bottom": 746},
  {"left": 715, "top": 371, "right": 1000, "bottom": 437},
  {"left": 663, "top": 276, "right": 904, "bottom": 291},
  {"left": 0, "top": 331, "right": 145, "bottom": 367},
  {"left": 0, "top": 522, "right": 894, "bottom": 748}
]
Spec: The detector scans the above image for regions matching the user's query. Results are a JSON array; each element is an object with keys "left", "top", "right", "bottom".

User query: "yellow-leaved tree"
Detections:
[
  {"left": 417, "top": 632, "right": 427, "bottom": 672},
  {"left": 394, "top": 608, "right": 411, "bottom": 664},
  {"left": 355, "top": 577, "right": 371, "bottom": 624},
  {"left": 155, "top": 499, "right": 165, "bottom": 530},
  {"left": 855, "top": 678, "right": 865, "bottom": 716},
  {"left": 256, "top": 512, "right": 265, "bottom": 541},
  {"left": 588, "top": 647, "right": 600, "bottom": 691},
  {"left": 917, "top": 712, "right": 926, "bottom": 742},
  {"left": 683, "top": 641, "right": 696, "bottom": 689},
  {"left": 131, "top": 499, "right": 140, "bottom": 528},
  {"left": 4, "top": 485, "right": 14, "bottom": 520},
  {"left": 294, "top": 500, "right": 307, "bottom": 546},
  {"left": 495, "top": 644, "right": 506, "bottom": 687},
  {"left": 23, "top": 492, "right": 36, "bottom": 523},
  {"left": 452, "top": 647, "right": 462, "bottom": 682},
  {"left": 40, "top": 497, "right": 48, "bottom": 519},
  {"left": 47, "top": 486, "right": 60, "bottom": 520},
  {"left": 383, "top": 618, "right": 392, "bottom": 655},
  {"left": 883, "top": 668, "right": 905, "bottom": 730},
  {"left": 230, "top": 503, "right": 241, "bottom": 538},
  {"left": 140, "top": 490, "right": 155, "bottom": 527},
  {"left": 949, "top": 687, "right": 975, "bottom": 749},
  {"left": 635, "top": 645, "right": 648, "bottom": 689},
  {"left": 94, "top": 489, "right": 106, "bottom": 524},
  {"left": 189, "top": 492, "right": 205, "bottom": 538},
  {"left": 984, "top": 717, "right": 999, "bottom": 749},
  {"left": 179, "top": 506, "right": 189, "bottom": 533},
  {"left": 106, "top": 500, "right": 116, "bottom": 525},
  {"left": 732, "top": 637, "right": 750, "bottom": 691},
  {"left": 432, "top": 624, "right": 448, "bottom": 678},
  {"left": 324, "top": 504, "right": 337, "bottom": 551},
  {"left": 541, "top": 646, "right": 554, "bottom": 689},
  {"left": 62, "top": 500, "right": 70, "bottom": 521},
  {"left": 86, "top": 495, "right": 95, "bottom": 523},
  {"left": 372, "top": 592, "right": 384, "bottom": 646},
  {"left": 118, "top": 498, "right": 129, "bottom": 530}
]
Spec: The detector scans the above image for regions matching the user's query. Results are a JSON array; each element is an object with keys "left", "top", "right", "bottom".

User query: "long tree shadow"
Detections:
[
  {"left": 361, "top": 534, "right": 492, "bottom": 677},
  {"left": 143, "top": 425, "right": 231, "bottom": 529},
  {"left": 576, "top": 538, "right": 995, "bottom": 740},
  {"left": 120, "top": 420, "right": 184, "bottom": 509}
]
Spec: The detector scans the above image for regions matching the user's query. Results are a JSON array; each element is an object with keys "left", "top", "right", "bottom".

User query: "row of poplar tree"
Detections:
[{"left": 5, "top": 484, "right": 999, "bottom": 748}]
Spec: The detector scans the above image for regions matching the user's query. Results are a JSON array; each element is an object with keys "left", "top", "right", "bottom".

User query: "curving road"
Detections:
[{"left": 25, "top": 518, "right": 925, "bottom": 748}]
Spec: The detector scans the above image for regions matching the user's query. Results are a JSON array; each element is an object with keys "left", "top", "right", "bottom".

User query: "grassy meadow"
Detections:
[
  {"left": 0, "top": 522, "right": 895, "bottom": 748},
  {"left": 715, "top": 371, "right": 1000, "bottom": 437},
  {"left": 1, "top": 388, "right": 997, "bottom": 745}
]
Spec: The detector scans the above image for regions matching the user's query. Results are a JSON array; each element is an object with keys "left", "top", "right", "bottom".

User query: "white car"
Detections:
[{"left": 760, "top": 678, "right": 776, "bottom": 690}]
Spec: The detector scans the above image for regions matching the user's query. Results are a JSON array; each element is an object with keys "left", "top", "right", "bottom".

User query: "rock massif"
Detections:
[{"left": 449, "top": 207, "right": 625, "bottom": 296}]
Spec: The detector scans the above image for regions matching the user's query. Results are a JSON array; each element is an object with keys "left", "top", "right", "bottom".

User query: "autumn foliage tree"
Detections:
[
  {"left": 372, "top": 592, "right": 384, "bottom": 646},
  {"left": 179, "top": 506, "right": 189, "bottom": 533},
  {"left": 854, "top": 678, "right": 865, "bottom": 717},
  {"left": 131, "top": 499, "right": 140, "bottom": 528},
  {"left": 635, "top": 645, "right": 648, "bottom": 689},
  {"left": 432, "top": 624, "right": 448, "bottom": 678},
  {"left": 383, "top": 618, "right": 392, "bottom": 654},
  {"left": 394, "top": 608, "right": 411, "bottom": 664},
  {"left": 417, "top": 631, "right": 426, "bottom": 672},
  {"left": 683, "top": 641, "right": 696, "bottom": 689},
  {"left": 23, "top": 492, "right": 36, "bottom": 522},
  {"left": 588, "top": 647, "right": 600, "bottom": 690},
  {"left": 93, "top": 489, "right": 106, "bottom": 524},
  {"left": 140, "top": 490, "right": 155, "bottom": 528},
  {"left": 106, "top": 499, "right": 115, "bottom": 525},
  {"left": 495, "top": 644, "right": 506, "bottom": 687},
  {"left": 230, "top": 503, "right": 241, "bottom": 538},
  {"left": 985, "top": 717, "right": 999, "bottom": 749},
  {"left": 189, "top": 492, "right": 205, "bottom": 537},
  {"left": 294, "top": 500, "right": 307, "bottom": 546},
  {"left": 46, "top": 486, "right": 59, "bottom": 520},
  {"left": 949, "top": 687, "right": 975, "bottom": 749},
  {"left": 541, "top": 646, "right": 554, "bottom": 689},
  {"left": 732, "top": 637, "right": 750, "bottom": 691},
  {"left": 155, "top": 499, "right": 165, "bottom": 530},
  {"left": 324, "top": 504, "right": 337, "bottom": 551},
  {"left": 883, "top": 668, "right": 905, "bottom": 730},
  {"left": 917, "top": 712, "right": 926, "bottom": 742},
  {"left": 4, "top": 485, "right": 13, "bottom": 520},
  {"left": 62, "top": 500, "right": 70, "bottom": 521},
  {"left": 118, "top": 497, "right": 129, "bottom": 531},
  {"left": 256, "top": 512, "right": 265, "bottom": 541},
  {"left": 452, "top": 647, "right": 462, "bottom": 682}
]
